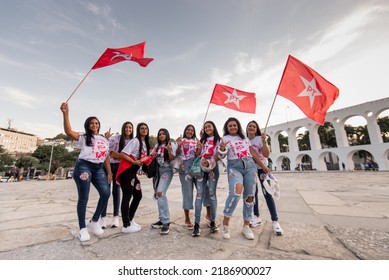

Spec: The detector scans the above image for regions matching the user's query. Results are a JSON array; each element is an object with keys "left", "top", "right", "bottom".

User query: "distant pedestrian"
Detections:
[
  {"left": 342, "top": 162, "right": 346, "bottom": 171},
  {"left": 60, "top": 102, "right": 111, "bottom": 242}
]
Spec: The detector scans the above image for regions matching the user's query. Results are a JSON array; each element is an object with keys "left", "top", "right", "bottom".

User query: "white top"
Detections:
[
  {"left": 108, "top": 134, "right": 131, "bottom": 163},
  {"left": 77, "top": 133, "right": 109, "bottom": 163},
  {"left": 248, "top": 136, "right": 268, "bottom": 168},
  {"left": 179, "top": 138, "right": 198, "bottom": 161},
  {"left": 222, "top": 135, "right": 252, "bottom": 160},
  {"left": 200, "top": 136, "right": 220, "bottom": 159},
  {"left": 154, "top": 143, "right": 177, "bottom": 167},
  {"left": 122, "top": 138, "right": 148, "bottom": 160}
]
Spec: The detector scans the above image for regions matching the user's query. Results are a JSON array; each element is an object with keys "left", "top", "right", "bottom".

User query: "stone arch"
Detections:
[{"left": 318, "top": 151, "right": 340, "bottom": 171}]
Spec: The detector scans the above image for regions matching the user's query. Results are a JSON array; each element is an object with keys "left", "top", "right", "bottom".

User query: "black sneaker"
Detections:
[
  {"left": 192, "top": 223, "right": 201, "bottom": 237},
  {"left": 151, "top": 221, "right": 163, "bottom": 229},
  {"left": 160, "top": 224, "right": 169, "bottom": 235},
  {"left": 210, "top": 221, "right": 218, "bottom": 233}
]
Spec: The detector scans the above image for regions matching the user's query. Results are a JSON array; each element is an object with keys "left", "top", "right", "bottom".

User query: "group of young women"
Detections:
[{"left": 60, "top": 102, "right": 283, "bottom": 242}]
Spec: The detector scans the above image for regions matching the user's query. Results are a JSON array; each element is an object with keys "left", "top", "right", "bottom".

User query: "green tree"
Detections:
[
  {"left": 278, "top": 133, "right": 289, "bottom": 152},
  {"left": 297, "top": 130, "right": 311, "bottom": 151},
  {"left": 0, "top": 145, "right": 15, "bottom": 172},
  {"left": 31, "top": 145, "right": 78, "bottom": 173},
  {"left": 50, "top": 133, "right": 72, "bottom": 141},
  {"left": 15, "top": 155, "right": 40, "bottom": 169},
  {"left": 318, "top": 122, "right": 337, "bottom": 148},
  {"left": 377, "top": 116, "right": 389, "bottom": 143}
]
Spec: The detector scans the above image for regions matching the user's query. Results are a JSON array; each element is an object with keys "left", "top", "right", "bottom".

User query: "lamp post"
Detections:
[{"left": 47, "top": 144, "right": 54, "bottom": 180}]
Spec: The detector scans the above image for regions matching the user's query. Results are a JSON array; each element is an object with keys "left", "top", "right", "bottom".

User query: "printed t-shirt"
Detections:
[{"left": 77, "top": 133, "right": 109, "bottom": 163}]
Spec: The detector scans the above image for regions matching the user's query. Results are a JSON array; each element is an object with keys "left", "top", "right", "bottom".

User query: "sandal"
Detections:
[{"left": 185, "top": 222, "right": 194, "bottom": 230}]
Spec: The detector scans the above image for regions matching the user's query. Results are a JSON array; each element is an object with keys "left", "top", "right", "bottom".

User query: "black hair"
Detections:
[
  {"left": 83, "top": 116, "right": 100, "bottom": 147},
  {"left": 136, "top": 122, "right": 150, "bottom": 156},
  {"left": 118, "top": 121, "right": 134, "bottom": 152},
  {"left": 223, "top": 117, "right": 245, "bottom": 139},
  {"left": 157, "top": 128, "right": 171, "bottom": 161},
  {"left": 200, "top": 121, "right": 221, "bottom": 144},
  {"left": 182, "top": 124, "right": 197, "bottom": 140}
]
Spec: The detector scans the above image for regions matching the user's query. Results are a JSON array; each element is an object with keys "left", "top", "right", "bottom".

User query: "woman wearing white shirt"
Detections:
[
  {"left": 219, "top": 117, "right": 262, "bottom": 240},
  {"left": 60, "top": 102, "right": 112, "bottom": 242}
]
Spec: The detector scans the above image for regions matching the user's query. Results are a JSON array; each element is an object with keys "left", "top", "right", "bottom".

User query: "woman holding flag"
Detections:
[{"left": 60, "top": 102, "right": 111, "bottom": 242}]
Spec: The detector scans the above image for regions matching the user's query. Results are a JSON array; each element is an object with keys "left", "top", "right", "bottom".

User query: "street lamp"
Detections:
[{"left": 47, "top": 144, "right": 54, "bottom": 180}]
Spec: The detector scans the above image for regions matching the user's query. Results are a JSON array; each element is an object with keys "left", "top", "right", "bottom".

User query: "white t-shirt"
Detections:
[
  {"left": 108, "top": 134, "right": 131, "bottom": 163},
  {"left": 248, "top": 136, "right": 268, "bottom": 168},
  {"left": 222, "top": 135, "right": 252, "bottom": 160},
  {"left": 179, "top": 138, "right": 198, "bottom": 161},
  {"left": 154, "top": 143, "right": 177, "bottom": 167},
  {"left": 200, "top": 136, "right": 220, "bottom": 159},
  {"left": 77, "top": 133, "right": 109, "bottom": 163},
  {"left": 122, "top": 138, "right": 148, "bottom": 160}
]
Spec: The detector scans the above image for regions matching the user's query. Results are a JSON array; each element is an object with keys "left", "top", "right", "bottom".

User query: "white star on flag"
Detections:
[
  {"left": 297, "top": 76, "right": 322, "bottom": 108},
  {"left": 222, "top": 89, "right": 246, "bottom": 109}
]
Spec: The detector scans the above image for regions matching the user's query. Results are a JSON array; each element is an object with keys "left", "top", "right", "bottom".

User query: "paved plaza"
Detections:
[{"left": 0, "top": 171, "right": 388, "bottom": 260}]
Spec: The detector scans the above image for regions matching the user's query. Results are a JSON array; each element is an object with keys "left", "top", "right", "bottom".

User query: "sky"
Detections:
[{"left": 1, "top": 0, "right": 389, "bottom": 139}]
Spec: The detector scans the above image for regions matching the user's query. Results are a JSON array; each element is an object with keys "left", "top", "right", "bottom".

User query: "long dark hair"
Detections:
[
  {"left": 223, "top": 117, "right": 245, "bottom": 139},
  {"left": 136, "top": 122, "right": 150, "bottom": 156},
  {"left": 83, "top": 116, "right": 100, "bottom": 147},
  {"left": 200, "top": 121, "right": 221, "bottom": 144},
  {"left": 118, "top": 121, "right": 134, "bottom": 152},
  {"left": 182, "top": 124, "right": 197, "bottom": 140},
  {"left": 245, "top": 120, "right": 261, "bottom": 137},
  {"left": 157, "top": 128, "right": 171, "bottom": 161}
]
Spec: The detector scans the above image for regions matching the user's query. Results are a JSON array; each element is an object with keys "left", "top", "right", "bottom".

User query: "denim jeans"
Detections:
[
  {"left": 102, "top": 163, "right": 120, "bottom": 217},
  {"left": 73, "top": 159, "right": 110, "bottom": 229},
  {"left": 223, "top": 157, "right": 256, "bottom": 222},
  {"left": 119, "top": 165, "right": 142, "bottom": 227},
  {"left": 256, "top": 169, "right": 278, "bottom": 221},
  {"left": 156, "top": 165, "right": 174, "bottom": 224},
  {"left": 194, "top": 164, "right": 219, "bottom": 224},
  {"left": 178, "top": 158, "right": 196, "bottom": 210}
]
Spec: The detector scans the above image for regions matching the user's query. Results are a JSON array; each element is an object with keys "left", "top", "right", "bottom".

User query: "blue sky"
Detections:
[{"left": 1, "top": 0, "right": 388, "bottom": 139}]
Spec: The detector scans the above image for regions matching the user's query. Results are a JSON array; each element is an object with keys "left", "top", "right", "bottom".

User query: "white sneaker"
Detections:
[
  {"left": 272, "top": 221, "right": 283, "bottom": 235},
  {"left": 111, "top": 216, "right": 119, "bottom": 228},
  {"left": 130, "top": 220, "right": 141, "bottom": 230},
  {"left": 122, "top": 223, "right": 141, "bottom": 234},
  {"left": 249, "top": 215, "right": 263, "bottom": 228},
  {"left": 99, "top": 217, "right": 107, "bottom": 229},
  {"left": 242, "top": 225, "right": 254, "bottom": 240},
  {"left": 87, "top": 220, "right": 104, "bottom": 236},
  {"left": 221, "top": 221, "right": 230, "bottom": 239},
  {"left": 79, "top": 228, "right": 90, "bottom": 242}
]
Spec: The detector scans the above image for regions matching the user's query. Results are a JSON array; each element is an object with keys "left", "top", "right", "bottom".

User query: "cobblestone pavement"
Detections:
[{"left": 0, "top": 171, "right": 388, "bottom": 260}]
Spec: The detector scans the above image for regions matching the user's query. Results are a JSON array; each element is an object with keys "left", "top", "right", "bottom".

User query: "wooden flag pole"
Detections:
[
  {"left": 263, "top": 93, "right": 278, "bottom": 134},
  {"left": 202, "top": 85, "right": 217, "bottom": 128},
  {"left": 65, "top": 68, "right": 92, "bottom": 103}
]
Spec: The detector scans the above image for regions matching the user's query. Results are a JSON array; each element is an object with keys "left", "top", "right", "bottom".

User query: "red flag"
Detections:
[
  {"left": 277, "top": 55, "right": 339, "bottom": 125},
  {"left": 210, "top": 84, "right": 256, "bottom": 114},
  {"left": 92, "top": 41, "right": 153, "bottom": 69}
]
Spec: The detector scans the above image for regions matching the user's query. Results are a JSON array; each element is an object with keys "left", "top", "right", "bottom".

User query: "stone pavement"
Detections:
[{"left": 0, "top": 171, "right": 388, "bottom": 260}]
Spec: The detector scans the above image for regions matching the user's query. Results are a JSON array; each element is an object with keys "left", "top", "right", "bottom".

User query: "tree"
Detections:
[
  {"left": 297, "top": 130, "right": 311, "bottom": 151},
  {"left": 377, "top": 116, "right": 389, "bottom": 143},
  {"left": 0, "top": 145, "right": 15, "bottom": 172},
  {"left": 50, "top": 133, "right": 72, "bottom": 141},
  {"left": 278, "top": 133, "right": 289, "bottom": 152},
  {"left": 31, "top": 145, "right": 78, "bottom": 173},
  {"left": 318, "top": 122, "right": 337, "bottom": 148},
  {"left": 15, "top": 155, "right": 40, "bottom": 169}
]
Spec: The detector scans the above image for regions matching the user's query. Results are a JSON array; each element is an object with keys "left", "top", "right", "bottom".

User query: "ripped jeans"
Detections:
[
  {"left": 73, "top": 159, "right": 110, "bottom": 229},
  {"left": 155, "top": 165, "right": 174, "bottom": 225},
  {"left": 194, "top": 164, "right": 219, "bottom": 224},
  {"left": 223, "top": 157, "right": 256, "bottom": 222}
]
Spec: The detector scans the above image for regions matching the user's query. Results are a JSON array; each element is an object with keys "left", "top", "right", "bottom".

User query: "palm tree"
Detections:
[{"left": 318, "top": 122, "right": 337, "bottom": 148}]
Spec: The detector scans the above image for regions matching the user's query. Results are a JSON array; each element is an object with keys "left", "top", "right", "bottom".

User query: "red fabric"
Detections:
[
  {"left": 115, "top": 155, "right": 134, "bottom": 185},
  {"left": 210, "top": 84, "right": 256, "bottom": 114},
  {"left": 277, "top": 55, "right": 339, "bottom": 125},
  {"left": 140, "top": 155, "right": 156, "bottom": 165},
  {"left": 92, "top": 41, "right": 153, "bottom": 69}
]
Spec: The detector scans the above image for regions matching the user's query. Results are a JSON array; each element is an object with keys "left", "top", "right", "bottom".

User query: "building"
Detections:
[
  {"left": 266, "top": 97, "right": 389, "bottom": 171},
  {"left": 0, "top": 127, "right": 39, "bottom": 154}
]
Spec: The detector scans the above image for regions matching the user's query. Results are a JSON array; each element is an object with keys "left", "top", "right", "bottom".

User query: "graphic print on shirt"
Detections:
[
  {"left": 227, "top": 139, "right": 251, "bottom": 159},
  {"left": 202, "top": 139, "right": 215, "bottom": 159},
  {"left": 92, "top": 139, "right": 109, "bottom": 160},
  {"left": 182, "top": 139, "right": 197, "bottom": 160},
  {"left": 251, "top": 143, "right": 266, "bottom": 161}
]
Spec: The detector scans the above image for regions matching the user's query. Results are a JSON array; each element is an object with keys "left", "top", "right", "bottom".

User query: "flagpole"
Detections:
[
  {"left": 263, "top": 93, "right": 278, "bottom": 134},
  {"left": 202, "top": 84, "right": 217, "bottom": 126},
  {"left": 65, "top": 68, "right": 92, "bottom": 103}
]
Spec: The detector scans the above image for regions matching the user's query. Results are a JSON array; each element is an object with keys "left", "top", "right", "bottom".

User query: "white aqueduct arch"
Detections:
[{"left": 266, "top": 97, "right": 389, "bottom": 171}]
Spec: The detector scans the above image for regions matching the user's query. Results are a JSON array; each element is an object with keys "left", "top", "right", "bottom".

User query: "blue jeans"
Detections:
[
  {"left": 223, "top": 157, "right": 256, "bottom": 222},
  {"left": 102, "top": 163, "right": 120, "bottom": 217},
  {"left": 256, "top": 169, "right": 278, "bottom": 221},
  {"left": 178, "top": 158, "right": 196, "bottom": 210},
  {"left": 194, "top": 165, "right": 219, "bottom": 224},
  {"left": 156, "top": 165, "right": 173, "bottom": 224},
  {"left": 73, "top": 159, "right": 110, "bottom": 229}
]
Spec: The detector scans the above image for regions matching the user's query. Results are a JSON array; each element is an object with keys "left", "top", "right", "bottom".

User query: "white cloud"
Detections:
[{"left": 0, "top": 86, "right": 38, "bottom": 109}]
